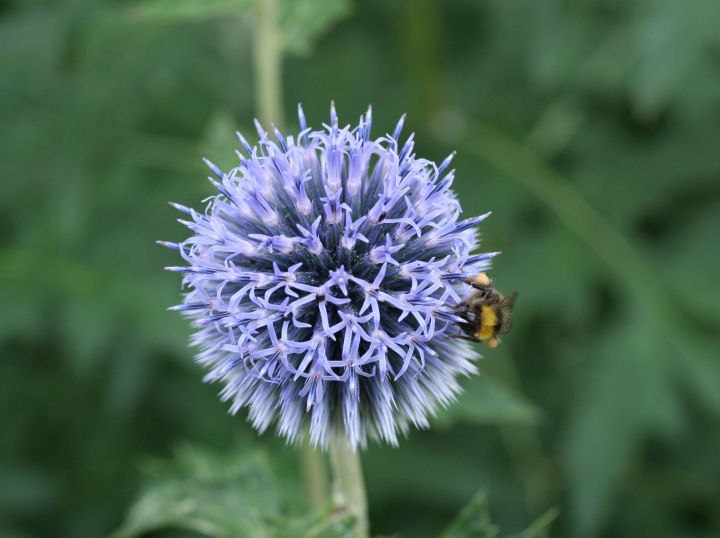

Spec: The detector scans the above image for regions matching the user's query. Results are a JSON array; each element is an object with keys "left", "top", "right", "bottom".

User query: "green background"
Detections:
[{"left": 2, "top": 0, "right": 720, "bottom": 536}]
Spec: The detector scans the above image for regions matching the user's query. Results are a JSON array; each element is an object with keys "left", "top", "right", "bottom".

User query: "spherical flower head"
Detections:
[{"left": 163, "top": 103, "right": 498, "bottom": 449}]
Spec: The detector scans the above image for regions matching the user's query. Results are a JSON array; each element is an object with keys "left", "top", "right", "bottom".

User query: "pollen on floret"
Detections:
[{"left": 472, "top": 272, "right": 492, "bottom": 287}]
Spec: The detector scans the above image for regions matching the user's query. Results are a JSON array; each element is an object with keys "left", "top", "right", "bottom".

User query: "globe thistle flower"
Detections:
[{"left": 162, "top": 103, "right": 498, "bottom": 449}]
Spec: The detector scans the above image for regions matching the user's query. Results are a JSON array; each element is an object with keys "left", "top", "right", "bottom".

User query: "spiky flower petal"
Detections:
[{"left": 164, "top": 104, "right": 497, "bottom": 449}]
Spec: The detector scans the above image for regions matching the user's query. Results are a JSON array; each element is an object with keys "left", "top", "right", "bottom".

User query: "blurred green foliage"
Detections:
[{"left": 1, "top": 0, "right": 720, "bottom": 537}]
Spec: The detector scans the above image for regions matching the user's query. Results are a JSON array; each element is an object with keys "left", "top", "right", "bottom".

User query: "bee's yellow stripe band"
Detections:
[{"left": 474, "top": 305, "right": 497, "bottom": 341}]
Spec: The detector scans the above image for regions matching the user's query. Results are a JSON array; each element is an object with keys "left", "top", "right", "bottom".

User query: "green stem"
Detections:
[
  {"left": 328, "top": 435, "right": 369, "bottom": 538},
  {"left": 300, "top": 438, "right": 330, "bottom": 511},
  {"left": 253, "top": 0, "right": 284, "bottom": 127}
]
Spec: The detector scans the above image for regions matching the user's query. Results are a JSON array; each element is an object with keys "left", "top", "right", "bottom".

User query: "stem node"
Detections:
[{"left": 329, "top": 435, "right": 369, "bottom": 538}]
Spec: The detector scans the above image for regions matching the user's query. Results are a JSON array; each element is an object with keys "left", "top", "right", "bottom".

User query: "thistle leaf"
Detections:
[
  {"left": 111, "top": 445, "right": 354, "bottom": 538},
  {"left": 441, "top": 491, "right": 498, "bottom": 538}
]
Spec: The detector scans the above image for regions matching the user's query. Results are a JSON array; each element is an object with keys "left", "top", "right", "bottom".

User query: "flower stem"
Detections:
[
  {"left": 300, "top": 438, "right": 330, "bottom": 510},
  {"left": 329, "top": 435, "right": 369, "bottom": 538},
  {"left": 253, "top": 0, "right": 284, "bottom": 127}
]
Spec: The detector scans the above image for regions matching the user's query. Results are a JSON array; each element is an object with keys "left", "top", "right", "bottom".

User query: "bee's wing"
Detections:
[{"left": 503, "top": 291, "right": 518, "bottom": 310}]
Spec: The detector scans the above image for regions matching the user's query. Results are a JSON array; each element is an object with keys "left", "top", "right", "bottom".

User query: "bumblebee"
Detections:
[{"left": 453, "top": 273, "right": 517, "bottom": 348}]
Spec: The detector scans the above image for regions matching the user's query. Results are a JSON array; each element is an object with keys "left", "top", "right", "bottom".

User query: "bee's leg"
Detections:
[
  {"left": 450, "top": 333, "right": 481, "bottom": 343},
  {"left": 450, "top": 301, "right": 469, "bottom": 312},
  {"left": 460, "top": 278, "right": 484, "bottom": 292},
  {"left": 461, "top": 273, "right": 492, "bottom": 291}
]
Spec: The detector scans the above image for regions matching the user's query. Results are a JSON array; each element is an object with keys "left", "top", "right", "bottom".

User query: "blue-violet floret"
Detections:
[{"left": 163, "top": 103, "right": 498, "bottom": 449}]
